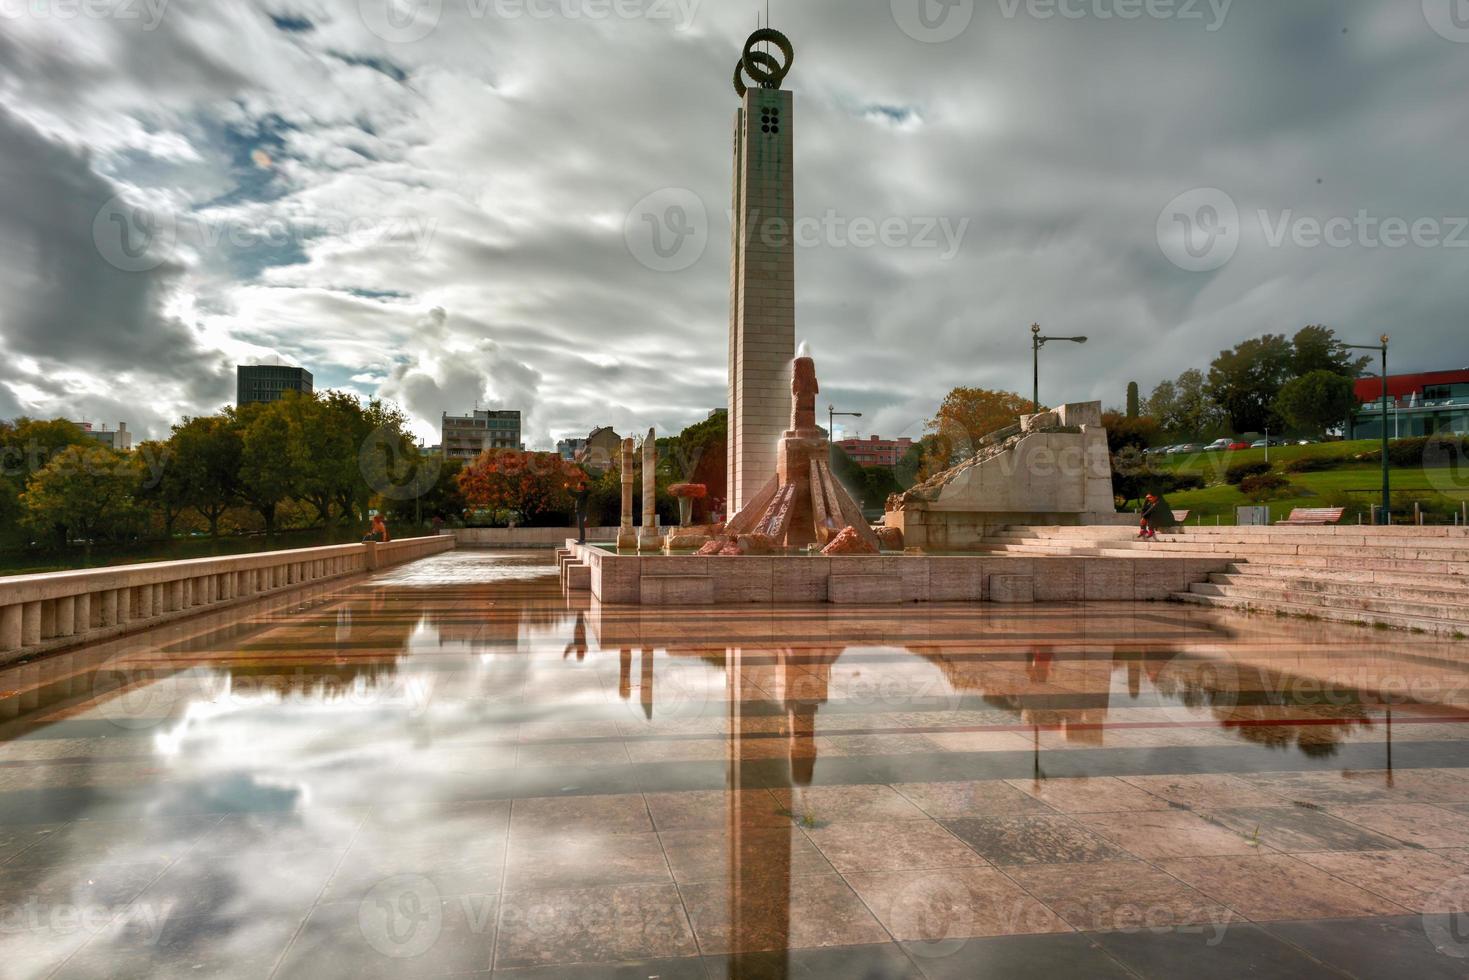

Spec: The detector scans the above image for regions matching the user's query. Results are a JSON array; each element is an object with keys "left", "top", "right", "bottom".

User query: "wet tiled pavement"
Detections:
[{"left": 3, "top": 550, "right": 1469, "bottom": 978}]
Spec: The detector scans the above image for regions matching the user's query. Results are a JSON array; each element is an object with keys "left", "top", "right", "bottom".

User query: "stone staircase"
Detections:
[{"left": 979, "top": 525, "right": 1469, "bottom": 637}]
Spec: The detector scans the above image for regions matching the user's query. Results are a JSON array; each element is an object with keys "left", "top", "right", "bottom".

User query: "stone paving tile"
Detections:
[
  {"left": 1117, "top": 774, "right": 1284, "bottom": 809},
  {"left": 508, "top": 794, "right": 652, "bottom": 838},
  {"left": 1198, "top": 805, "right": 1407, "bottom": 853},
  {"left": 1157, "top": 854, "right": 1410, "bottom": 921},
  {"left": 1009, "top": 860, "right": 1235, "bottom": 933},
  {"left": 504, "top": 832, "right": 671, "bottom": 891},
  {"left": 1325, "top": 803, "right": 1469, "bottom": 848},
  {"left": 495, "top": 883, "right": 696, "bottom": 969},
  {"left": 1073, "top": 810, "right": 1261, "bottom": 859},
  {"left": 624, "top": 739, "right": 728, "bottom": 764},
  {"left": 1235, "top": 771, "right": 1398, "bottom": 805},
  {"left": 1089, "top": 922, "right": 1347, "bottom": 980},
  {"left": 321, "top": 836, "right": 506, "bottom": 904},
  {"left": 53, "top": 908, "right": 307, "bottom": 980},
  {"left": 940, "top": 815, "right": 1131, "bottom": 867},
  {"left": 922, "top": 731, "right": 1036, "bottom": 753},
  {"left": 658, "top": 828, "right": 833, "bottom": 883},
  {"left": 643, "top": 790, "right": 788, "bottom": 831},
  {"left": 845, "top": 867, "right": 1069, "bottom": 941},
  {"left": 279, "top": 894, "right": 499, "bottom": 979},
  {"left": 769, "top": 785, "right": 930, "bottom": 824},
  {"left": 678, "top": 874, "right": 889, "bottom": 955},
  {"left": 1004, "top": 776, "right": 1176, "bottom": 814},
  {"left": 803, "top": 820, "right": 987, "bottom": 874},
  {"left": 497, "top": 956, "right": 708, "bottom": 979},
  {"left": 1292, "top": 849, "right": 1469, "bottom": 912},
  {"left": 1262, "top": 916, "right": 1469, "bottom": 980},
  {"left": 515, "top": 740, "right": 631, "bottom": 768},
  {"left": 891, "top": 780, "right": 1053, "bottom": 819}
]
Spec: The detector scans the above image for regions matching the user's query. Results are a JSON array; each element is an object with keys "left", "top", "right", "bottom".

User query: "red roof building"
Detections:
[{"left": 835, "top": 435, "right": 914, "bottom": 468}]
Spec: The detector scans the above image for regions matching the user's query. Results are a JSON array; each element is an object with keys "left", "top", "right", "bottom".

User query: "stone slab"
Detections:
[
  {"left": 829, "top": 574, "right": 903, "bottom": 605},
  {"left": 991, "top": 575, "right": 1035, "bottom": 603}
]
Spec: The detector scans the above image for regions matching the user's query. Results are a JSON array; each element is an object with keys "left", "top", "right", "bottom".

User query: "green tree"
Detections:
[
  {"left": 1206, "top": 335, "right": 1294, "bottom": 433},
  {"left": 1, "top": 418, "right": 90, "bottom": 543},
  {"left": 1274, "top": 370, "right": 1358, "bottom": 435},
  {"left": 281, "top": 393, "right": 352, "bottom": 525},
  {"left": 1291, "top": 325, "right": 1370, "bottom": 378},
  {"left": 169, "top": 415, "right": 242, "bottom": 537},
  {"left": 1147, "top": 369, "right": 1227, "bottom": 438},
  {"left": 924, "top": 387, "right": 1032, "bottom": 475},
  {"left": 1126, "top": 382, "right": 1140, "bottom": 418},
  {"left": 20, "top": 445, "right": 143, "bottom": 549},
  {"left": 132, "top": 439, "right": 188, "bottom": 538},
  {"left": 233, "top": 402, "right": 295, "bottom": 535}
]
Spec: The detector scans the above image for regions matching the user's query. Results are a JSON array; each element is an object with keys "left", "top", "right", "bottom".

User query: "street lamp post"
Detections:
[
  {"left": 1030, "top": 323, "right": 1089, "bottom": 414},
  {"left": 1345, "top": 335, "right": 1391, "bottom": 525},
  {"left": 828, "top": 405, "right": 862, "bottom": 445}
]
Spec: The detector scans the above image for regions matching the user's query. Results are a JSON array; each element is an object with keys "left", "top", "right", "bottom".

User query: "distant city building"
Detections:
[
  {"left": 237, "top": 365, "right": 313, "bottom": 406},
  {"left": 579, "top": 426, "right": 623, "bottom": 473},
  {"left": 75, "top": 421, "right": 132, "bottom": 452},
  {"left": 557, "top": 437, "right": 589, "bottom": 461},
  {"left": 1350, "top": 369, "right": 1469, "bottom": 439},
  {"left": 441, "top": 410, "right": 523, "bottom": 461},
  {"left": 835, "top": 434, "right": 914, "bottom": 468}
]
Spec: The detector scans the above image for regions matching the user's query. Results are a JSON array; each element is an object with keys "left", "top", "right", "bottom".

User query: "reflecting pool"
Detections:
[{"left": 3, "top": 551, "right": 1468, "bottom": 978}]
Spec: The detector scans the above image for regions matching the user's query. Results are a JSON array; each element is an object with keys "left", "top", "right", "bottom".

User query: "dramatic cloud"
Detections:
[{"left": 1, "top": 0, "right": 1464, "bottom": 446}]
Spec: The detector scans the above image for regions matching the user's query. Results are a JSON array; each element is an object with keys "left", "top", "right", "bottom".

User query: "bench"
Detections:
[
  {"left": 1172, "top": 510, "right": 1190, "bottom": 523},
  {"left": 1276, "top": 507, "right": 1346, "bottom": 526}
]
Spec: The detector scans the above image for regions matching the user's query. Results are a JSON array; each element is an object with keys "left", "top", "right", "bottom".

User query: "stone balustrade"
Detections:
[{"left": 0, "top": 536, "right": 454, "bottom": 665}]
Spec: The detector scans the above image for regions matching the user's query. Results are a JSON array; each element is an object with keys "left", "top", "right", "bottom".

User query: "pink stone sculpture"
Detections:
[
  {"left": 821, "top": 526, "right": 879, "bottom": 556},
  {"left": 719, "top": 355, "right": 881, "bottom": 552}
]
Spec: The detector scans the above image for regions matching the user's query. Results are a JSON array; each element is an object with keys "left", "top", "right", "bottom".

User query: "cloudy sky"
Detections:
[{"left": 1, "top": 0, "right": 1465, "bottom": 448}]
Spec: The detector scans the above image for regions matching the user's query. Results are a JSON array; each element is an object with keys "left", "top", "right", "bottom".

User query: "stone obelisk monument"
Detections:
[
  {"left": 617, "top": 436, "right": 637, "bottom": 551},
  {"left": 639, "top": 428, "right": 661, "bottom": 550},
  {"left": 727, "top": 27, "right": 796, "bottom": 514}
]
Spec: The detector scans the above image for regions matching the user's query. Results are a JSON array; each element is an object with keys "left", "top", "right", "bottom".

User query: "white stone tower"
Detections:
[{"left": 727, "top": 28, "right": 796, "bottom": 514}]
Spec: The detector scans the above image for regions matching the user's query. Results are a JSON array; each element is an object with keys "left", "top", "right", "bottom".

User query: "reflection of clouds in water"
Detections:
[{"left": 370, "top": 551, "right": 554, "bottom": 586}]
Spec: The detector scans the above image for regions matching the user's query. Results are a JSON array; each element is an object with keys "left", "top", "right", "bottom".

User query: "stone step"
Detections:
[
  {"left": 993, "top": 527, "right": 1469, "bottom": 554},
  {"left": 1187, "top": 581, "right": 1469, "bottom": 623},
  {"left": 1216, "top": 565, "right": 1469, "bottom": 596},
  {"left": 1172, "top": 590, "right": 1468, "bottom": 638},
  {"left": 1210, "top": 567, "right": 1469, "bottom": 605}
]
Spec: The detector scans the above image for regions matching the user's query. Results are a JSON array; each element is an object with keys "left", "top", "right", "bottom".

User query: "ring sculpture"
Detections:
[{"left": 733, "top": 28, "right": 794, "bottom": 98}]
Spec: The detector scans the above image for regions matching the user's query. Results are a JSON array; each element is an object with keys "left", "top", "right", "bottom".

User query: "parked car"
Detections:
[
  {"left": 1250, "top": 438, "right": 1289, "bottom": 448},
  {"left": 1227, "top": 441, "right": 1252, "bottom": 451},
  {"left": 1205, "top": 439, "right": 1233, "bottom": 451},
  {"left": 1168, "top": 443, "right": 1203, "bottom": 455}
]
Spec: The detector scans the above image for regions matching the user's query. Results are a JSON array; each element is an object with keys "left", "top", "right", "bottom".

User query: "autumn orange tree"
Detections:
[
  {"left": 456, "top": 449, "right": 581, "bottom": 526},
  {"left": 921, "top": 387, "right": 1033, "bottom": 478}
]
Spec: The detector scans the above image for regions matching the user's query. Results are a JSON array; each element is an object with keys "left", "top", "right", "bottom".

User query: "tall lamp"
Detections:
[{"left": 1031, "top": 323, "right": 1089, "bottom": 413}]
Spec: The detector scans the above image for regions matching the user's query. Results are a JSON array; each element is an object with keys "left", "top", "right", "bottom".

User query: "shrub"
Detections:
[
  {"left": 1239, "top": 473, "right": 1296, "bottom": 502},
  {"left": 1163, "top": 472, "right": 1207, "bottom": 492},
  {"left": 1225, "top": 460, "right": 1272, "bottom": 485},
  {"left": 1284, "top": 455, "right": 1344, "bottom": 474}
]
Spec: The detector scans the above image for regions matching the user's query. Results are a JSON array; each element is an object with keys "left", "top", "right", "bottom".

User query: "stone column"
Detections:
[
  {"left": 639, "top": 428, "right": 662, "bottom": 551},
  {"left": 617, "top": 437, "right": 638, "bottom": 551},
  {"left": 0, "top": 605, "right": 21, "bottom": 652}
]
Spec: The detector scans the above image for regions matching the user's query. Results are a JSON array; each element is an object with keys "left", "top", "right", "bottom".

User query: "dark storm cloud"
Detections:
[{"left": 0, "top": 0, "right": 1464, "bottom": 444}]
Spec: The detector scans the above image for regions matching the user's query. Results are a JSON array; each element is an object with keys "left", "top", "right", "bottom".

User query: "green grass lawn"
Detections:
[{"left": 1152, "top": 444, "right": 1469, "bottom": 525}]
